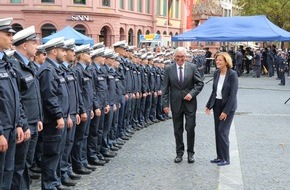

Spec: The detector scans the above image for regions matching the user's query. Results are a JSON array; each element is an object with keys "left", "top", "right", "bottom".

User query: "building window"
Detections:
[
  {"left": 120, "top": 0, "right": 124, "bottom": 9},
  {"left": 138, "top": 0, "right": 142, "bottom": 12},
  {"left": 74, "top": 24, "right": 86, "bottom": 36},
  {"left": 175, "top": 0, "right": 179, "bottom": 19},
  {"left": 41, "top": 23, "right": 56, "bottom": 38},
  {"left": 12, "top": 23, "right": 23, "bottom": 33},
  {"left": 74, "top": 0, "right": 86, "bottom": 4},
  {"left": 11, "top": 0, "right": 21, "bottom": 3},
  {"left": 102, "top": 0, "right": 110, "bottom": 7},
  {"left": 156, "top": 0, "right": 160, "bottom": 15},
  {"left": 146, "top": 0, "right": 150, "bottom": 14},
  {"left": 128, "top": 28, "right": 133, "bottom": 45},
  {"left": 129, "top": 0, "right": 133, "bottom": 11},
  {"left": 41, "top": 0, "right": 55, "bottom": 3},
  {"left": 163, "top": 0, "right": 168, "bottom": 16}
]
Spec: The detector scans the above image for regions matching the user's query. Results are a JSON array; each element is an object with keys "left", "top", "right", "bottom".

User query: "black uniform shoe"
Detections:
[
  {"left": 56, "top": 185, "right": 72, "bottom": 190},
  {"left": 68, "top": 172, "right": 82, "bottom": 180},
  {"left": 125, "top": 133, "right": 133, "bottom": 138},
  {"left": 111, "top": 146, "right": 119, "bottom": 151},
  {"left": 152, "top": 119, "right": 160, "bottom": 123},
  {"left": 30, "top": 165, "right": 41, "bottom": 173},
  {"left": 210, "top": 158, "right": 222, "bottom": 163},
  {"left": 99, "top": 155, "right": 110, "bottom": 163},
  {"left": 89, "top": 159, "right": 106, "bottom": 166},
  {"left": 174, "top": 156, "right": 183, "bottom": 163},
  {"left": 29, "top": 171, "right": 41, "bottom": 179},
  {"left": 61, "top": 178, "right": 77, "bottom": 186},
  {"left": 103, "top": 151, "right": 117, "bottom": 158},
  {"left": 113, "top": 144, "right": 122, "bottom": 149},
  {"left": 217, "top": 160, "right": 230, "bottom": 166},
  {"left": 188, "top": 155, "right": 195, "bottom": 163},
  {"left": 85, "top": 164, "right": 97, "bottom": 171},
  {"left": 117, "top": 138, "right": 126, "bottom": 144},
  {"left": 73, "top": 167, "right": 92, "bottom": 175},
  {"left": 120, "top": 136, "right": 130, "bottom": 141}
]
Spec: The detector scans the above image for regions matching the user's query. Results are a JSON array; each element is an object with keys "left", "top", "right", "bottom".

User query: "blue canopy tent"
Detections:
[
  {"left": 42, "top": 26, "right": 94, "bottom": 45},
  {"left": 172, "top": 15, "right": 290, "bottom": 42}
]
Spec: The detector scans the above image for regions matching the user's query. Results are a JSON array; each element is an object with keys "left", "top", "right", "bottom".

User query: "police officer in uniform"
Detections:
[
  {"left": 278, "top": 51, "right": 288, "bottom": 86},
  {"left": 36, "top": 37, "right": 70, "bottom": 190},
  {"left": 139, "top": 53, "right": 149, "bottom": 127},
  {"left": 59, "top": 39, "right": 82, "bottom": 186},
  {"left": 71, "top": 44, "right": 96, "bottom": 175},
  {"left": 30, "top": 44, "right": 46, "bottom": 176},
  {"left": 0, "top": 17, "right": 25, "bottom": 190},
  {"left": 113, "top": 41, "right": 134, "bottom": 139},
  {"left": 88, "top": 47, "right": 113, "bottom": 163},
  {"left": 11, "top": 26, "right": 43, "bottom": 190}
]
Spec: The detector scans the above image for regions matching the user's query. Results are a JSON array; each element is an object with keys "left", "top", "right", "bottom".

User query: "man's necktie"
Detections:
[
  {"left": 179, "top": 66, "right": 183, "bottom": 85},
  {"left": 28, "top": 61, "right": 36, "bottom": 73}
]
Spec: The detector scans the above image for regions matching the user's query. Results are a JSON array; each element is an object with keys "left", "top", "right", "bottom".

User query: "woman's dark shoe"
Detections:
[{"left": 210, "top": 158, "right": 222, "bottom": 163}]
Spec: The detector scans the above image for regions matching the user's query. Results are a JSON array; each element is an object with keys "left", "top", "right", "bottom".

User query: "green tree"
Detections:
[{"left": 237, "top": 0, "right": 290, "bottom": 31}]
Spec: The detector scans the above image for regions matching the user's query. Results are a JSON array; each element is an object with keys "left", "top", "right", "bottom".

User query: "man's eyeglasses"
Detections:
[{"left": 175, "top": 55, "right": 185, "bottom": 59}]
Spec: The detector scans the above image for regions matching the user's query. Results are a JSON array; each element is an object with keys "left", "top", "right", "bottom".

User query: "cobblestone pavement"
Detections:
[{"left": 31, "top": 73, "right": 290, "bottom": 190}]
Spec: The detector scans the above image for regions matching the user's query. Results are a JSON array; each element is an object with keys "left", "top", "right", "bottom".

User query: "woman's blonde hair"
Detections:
[{"left": 214, "top": 52, "right": 233, "bottom": 68}]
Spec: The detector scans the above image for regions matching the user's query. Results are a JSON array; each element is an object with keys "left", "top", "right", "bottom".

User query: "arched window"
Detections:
[
  {"left": 100, "top": 25, "right": 112, "bottom": 46},
  {"left": 11, "top": 23, "right": 23, "bottom": 33},
  {"left": 41, "top": 23, "right": 56, "bottom": 38},
  {"left": 137, "top": 29, "right": 142, "bottom": 45},
  {"left": 156, "top": 30, "right": 160, "bottom": 34},
  {"left": 120, "top": 27, "right": 125, "bottom": 41},
  {"left": 128, "top": 28, "right": 133, "bottom": 45},
  {"left": 74, "top": 24, "right": 87, "bottom": 35},
  {"left": 146, "top": 30, "right": 150, "bottom": 34},
  {"left": 163, "top": 31, "right": 167, "bottom": 35}
]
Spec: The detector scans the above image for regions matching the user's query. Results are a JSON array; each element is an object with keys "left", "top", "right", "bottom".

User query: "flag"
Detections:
[
  {"left": 184, "top": 0, "right": 194, "bottom": 29},
  {"left": 167, "top": 0, "right": 173, "bottom": 26}
]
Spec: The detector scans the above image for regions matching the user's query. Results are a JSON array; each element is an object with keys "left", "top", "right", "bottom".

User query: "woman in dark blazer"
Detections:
[{"left": 205, "top": 52, "right": 238, "bottom": 166}]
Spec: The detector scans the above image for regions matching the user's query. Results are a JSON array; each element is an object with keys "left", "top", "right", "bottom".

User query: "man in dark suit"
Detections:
[{"left": 162, "top": 47, "right": 204, "bottom": 163}]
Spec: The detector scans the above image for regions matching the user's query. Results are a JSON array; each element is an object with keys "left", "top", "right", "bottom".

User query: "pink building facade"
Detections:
[{"left": 0, "top": 0, "right": 187, "bottom": 47}]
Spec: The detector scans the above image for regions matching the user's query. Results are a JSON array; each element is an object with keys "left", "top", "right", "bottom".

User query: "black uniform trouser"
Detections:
[
  {"left": 12, "top": 136, "right": 29, "bottom": 190},
  {"left": 139, "top": 96, "right": 146, "bottom": 125},
  {"left": 109, "top": 106, "right": 120, "bottom": 147},
  {"left": 134, "top": 97, "right": 141, "bottom": 124},
  {"left": 16, "top": 123, "right": 38, "bottom": 190},
  {"left": 236, "top": 64, "right": 242, "bottom": 77},
  {"left": 149, "top": 94, "right": 158, "bottom": 121},
  {"left": 205, "top": 60, "right": 211, "bottom": 74},
  {"left": 71, "top": 110, "right": 91, "bottom": 169},
  {"left": 156, "top": 95, "right": 163, "bottom": 120},
  {"left": 61, "top": 114, "right": 76, "bottom": 180},
  {"left": 101, "top": 105, "right": 114, "bottom": 153},
  {"left": 172, "top": 103, "right": 196, "bottom": 157},
  {"left": 213, "top": 99, "right": 235, "bottom": 162},
  {"left": 130, "top": 97, "right": 137, "bottom": 128},
  {"left": 81, "top": 111, "right": 92, "bottom": 167},
  {"left": 276, "top": 62, "right": 280, "bottom": 79},
  {"left": 123, "top": 95, "right": 132, "bottom": 130},
  {"left": 144, "top": 94, "right": 152, "bottom": 122},
  {"left": 33, "top": 130, "right": 42, "bottom": 168},
  {"left": 118, "top": 95, "right": 126, "bottom": 138},
  {"left": 87, "top": 109, "right": 104, "bottom": 161},
  {"left": 254, "top": 65, "right": 261, "bottom": 78},
  {"left": 41, "top": 119, "right": 67, "bottom": 190},
  {"left": 245, "top": 60, "right": 251, "bottom": 73},
  {"left": 0, "top": 128, "right": 16, "bottom": 190},
  {"left": 280, "top": 70, "right": 285, "bottom": 85}
]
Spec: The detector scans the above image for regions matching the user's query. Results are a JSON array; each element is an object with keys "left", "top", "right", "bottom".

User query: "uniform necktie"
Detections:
[
  {"left": 179, "top": 66, "right": 183, "bottom": 84},
  {"left": 28, "top": 61, "right": 36, "bottom": 73}
]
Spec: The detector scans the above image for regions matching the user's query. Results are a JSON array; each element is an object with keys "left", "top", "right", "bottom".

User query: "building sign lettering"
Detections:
[{"left": 68, "top": 15, "right": 92, "bottom": 22}]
